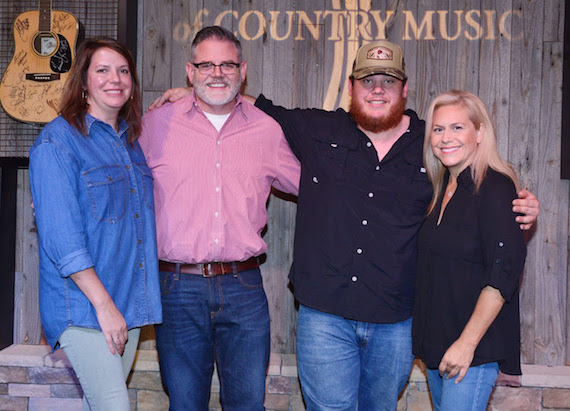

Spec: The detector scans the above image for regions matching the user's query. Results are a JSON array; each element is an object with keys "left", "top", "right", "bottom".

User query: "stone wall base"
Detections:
[{"left": 0, "top": 345, "right": 569, "bottom": 410}]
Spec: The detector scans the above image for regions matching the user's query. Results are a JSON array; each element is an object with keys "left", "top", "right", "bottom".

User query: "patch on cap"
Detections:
[{"left": 366, "top": 46, "right": 394, "bottom": 61}]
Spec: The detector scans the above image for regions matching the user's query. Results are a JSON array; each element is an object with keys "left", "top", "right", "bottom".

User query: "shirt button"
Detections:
[
  {"left": 135, "top": 214, "right": 139, "bottom": 218},
  {"left": 215, "top": 238, "right": 219, "bottom": 244},
  {"left": 215, "top": 212, "right": 219, "bottom": 217},
  {"left": 368, "top": 192, "right": 374, "bottom": 198},
  {"left": 312, "top": 176, "right": 319, "bottom": 183},
  {"left": 139, "top": 263, "right": 143, "bottom": 268},
  {"left": 362, "top": 220, "right": 368, "bottom": 225},
  {"left": 216, "top": 163, "right": 220, "bottom": 168},
  {"left": 131, "top": 189, "right": 134, "bottom": 194},
  {"left": 375, "top": 166, "right": 380, "bottom": 171},
  {"left": 107, "top": 176, "right": 112, "bottom": 181},
  {"left": 498, "top": 241, "right": 504, "bottom": 247},
  {"left": 351, "top": 276, "right": 358, "bottom": 282},
  {"left": 217, "top": 141, "right": 221, "bottom": 145},
  {"left": 356, "top": 248, "right": 363, "bottom": 254},
  {"left": 406, "top": 129, "right": 410, "bottom": 133},
  {"left": 125, "top": 165, "right": 130, "bottom": 170},
  {"left": 138, "top": 240, "right": 142, "bottom": 244},
  {"left": 366, "top": 142, "right": 372, "bottom": 147},
  {"left": 216, "top": 187, "right": 220, "bottom": 192}
]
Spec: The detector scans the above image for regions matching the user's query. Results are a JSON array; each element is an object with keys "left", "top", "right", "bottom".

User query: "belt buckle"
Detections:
[{"left": 201, "top": 263, "right": 218, "bottom": 278}]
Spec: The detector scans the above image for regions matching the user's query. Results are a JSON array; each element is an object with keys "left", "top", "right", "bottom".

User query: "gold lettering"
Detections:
[
  {"left": 323, "top": 11, "right": 347, "bottom": 41},
  {"left": 464, "top": 10, "right": 483, "bottom": 40},
  {"left": 214, "top": 10, "right": 238, "bottom": 36},
  {"left": 499, "top": 10, "right": 522, "bottom": 40},
  {"left": 239, "top": 11, "right": 266, "bottom": 40},
  {"left": 268, "top": 11, "right": 295, "bottom": 41},
  {"left": 403, "top": 10, "right": 435, "bottom": 40},
  {"left": 192, "top": 9, "right": 209, "bottom": 36},
  {"left": 347, "top": 11, "right": 372, "bottom": 41},
  {"left": 295, "top": 11, "right": 323, "bottom": 40},
  {"left": 484, "top": 10, "right": 496, "bottom": 40},
  {"left": 173, "top": 22, "right": 191, "bottom": 43},
  {"left": 438, "top": 10, "right": 462, "bottom": 41},
  {"left": 369, "top": 10, "right": 395, "bottom": 40}
]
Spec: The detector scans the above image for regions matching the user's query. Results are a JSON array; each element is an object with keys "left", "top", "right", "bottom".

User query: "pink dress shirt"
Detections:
[{"left": 139, "top": 94, "right": 300, "bottom": 264}]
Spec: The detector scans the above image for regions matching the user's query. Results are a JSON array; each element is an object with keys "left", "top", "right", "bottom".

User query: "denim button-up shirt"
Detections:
[{"left": 29, "top": 114, "right": 162, "bottom": 349}]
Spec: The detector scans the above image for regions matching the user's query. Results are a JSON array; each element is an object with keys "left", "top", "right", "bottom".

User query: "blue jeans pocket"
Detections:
[
  {"left": 159, "top": 271, "right": 177, "bottom": 295},
  {"left": 235, "top": 269, "right": 263, "bottom": 289}
]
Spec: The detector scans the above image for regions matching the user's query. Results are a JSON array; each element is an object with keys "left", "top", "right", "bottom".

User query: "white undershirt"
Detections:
[{"left": 204, "top": 112, "right": 231, "bottom": 132}]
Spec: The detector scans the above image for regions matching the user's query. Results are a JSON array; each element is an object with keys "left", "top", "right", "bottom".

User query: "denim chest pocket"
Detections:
[
  {"left": 83, "top": 165, "right": 127, "bottom": 223},
  {"left": 134, "top": 163, "right": 154, "bottom": 211}
]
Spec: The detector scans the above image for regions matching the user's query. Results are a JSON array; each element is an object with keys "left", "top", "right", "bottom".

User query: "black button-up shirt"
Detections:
[
  {"left": 256, "top": 95, "right": 432, "bottom": 323},
  {"left": 412, "top": 167, "right": 526, "bottom": 374}
]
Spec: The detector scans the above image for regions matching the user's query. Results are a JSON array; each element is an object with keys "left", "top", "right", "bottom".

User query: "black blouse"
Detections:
[{"left": 412, "top": 167, "right": 527, "bottom": 375}]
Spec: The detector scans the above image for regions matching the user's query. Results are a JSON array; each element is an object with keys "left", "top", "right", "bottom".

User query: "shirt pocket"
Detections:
[
  {"left": 134, "top": 163, "right": 154, "bottom": 211},
  {"left": 83, "top": 165, "right": 127, "bottom": 223},
  {"left": 315, "top": 138, "right": 352, "bottom": 182}
]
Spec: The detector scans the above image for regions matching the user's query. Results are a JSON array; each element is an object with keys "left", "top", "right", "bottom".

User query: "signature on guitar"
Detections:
[{"left": 0, "top": 1, "right": 78, "bottom": 124}]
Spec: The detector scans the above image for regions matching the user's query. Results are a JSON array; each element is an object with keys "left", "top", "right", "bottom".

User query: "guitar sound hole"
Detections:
[{"left": 33, "top": 32, "right": 58, "bottom": 56}]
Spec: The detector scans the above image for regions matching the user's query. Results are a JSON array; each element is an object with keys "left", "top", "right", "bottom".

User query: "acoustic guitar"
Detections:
[{"left": 0, "top": 0, "right": 78, "bottom": 124}]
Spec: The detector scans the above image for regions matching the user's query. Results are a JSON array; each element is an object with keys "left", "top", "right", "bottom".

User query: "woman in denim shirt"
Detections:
[{"left": 29, "top": 38, "right": 162, "bottom": 410}]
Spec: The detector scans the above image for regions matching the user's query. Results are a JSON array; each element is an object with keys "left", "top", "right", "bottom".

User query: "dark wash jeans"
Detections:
[{"left": 155, "top": 267, "right": 270, "bottom": 411}]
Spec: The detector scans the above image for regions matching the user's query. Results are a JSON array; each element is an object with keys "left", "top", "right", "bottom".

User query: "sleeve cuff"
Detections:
[{"left": 56, "top": 248, "right": 95, "bottom": 278}]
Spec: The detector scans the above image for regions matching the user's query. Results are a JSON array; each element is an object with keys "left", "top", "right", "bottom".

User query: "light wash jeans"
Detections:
[
  {"left": 426, "top": 362, "right": 499, "bottom": 411},
  {"left": 296, "top": 305, "right": 414, "bottom": 410},
  {"left": 59, "top": 326, "right": 141, "bottom": 411}
]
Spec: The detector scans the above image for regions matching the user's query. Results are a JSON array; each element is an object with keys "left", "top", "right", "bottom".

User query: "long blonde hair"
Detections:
[{"left": 423, "top": 90, "right": 520, "bottom": 214}]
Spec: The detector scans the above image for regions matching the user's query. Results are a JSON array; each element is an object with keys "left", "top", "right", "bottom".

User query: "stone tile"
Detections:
[
  {"left": 28, "top": 397, "right": 82, "bottom": 410},
  {"left": 281, "top": 354, "right": 298, "bottom": 377},
  {"left": 132, "top": 349, "right": 160, "bottom": 372},
  {"left": 290, "top": 394, "right": 306, "bottom": 411},
  {"left": 522, "top": 364, "right": 570, "bottom": 388},
  {"left": 51, "top": 383, "right": 83, "bottom": 398},
  {"left": 44, "top": 349, "right": 72, "bottom": 368},
  {"left": 127, "top": 371, "right": 163, "bottom": 390},
  {"left": 29, "top": 366, "right": 79, "bottom": 384},
  {"left": 211, "top": 370, "right": 220, "bottom": 391},
  {"left": 128, "top": 388, "right": 137, "bottom": 411},
  {"left": 268, "top": 353, "right": 282, "bottom": 376},
  {"left": 0, "top": 367, "right": 28, "bottom": 383},
  {"left": 0, "top": 395, "right": 28, "bottom": 410},
  {"left": 404, "top": 382, "right": 433, "bottom": 411},
  {"left": 543, "top": 387, "right": 570, "bottom": 408},
  {"left": 488, "top": 386, "right": 542, "bottom": 411},
  {"left": 137, "top": 389, "right": 170, "bottom": 411},
  {"left": 9, "top": 383, "right": 51, "bottom": 398},
  {"left": 264, "top": 393, "right": 290, "bottom": 410},
  {"left": 0, "top": 345, "right": 50, "bottom": 367},
  {"left": 267, "top": 376, "right": 292, "bottom": 395},
  {"left": 208, "top": 391, "right": 221, "bottom": 409},
  {"left": 409, "top": 360, "right": 428, "bottom": 383},
  {"left": 0, "top": 383, "right": 8, "bottom": 395}
]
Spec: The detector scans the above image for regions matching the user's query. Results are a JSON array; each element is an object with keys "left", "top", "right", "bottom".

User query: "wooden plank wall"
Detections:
[{"left": 139, "top": 0, "right": 570, "bottom": 364}]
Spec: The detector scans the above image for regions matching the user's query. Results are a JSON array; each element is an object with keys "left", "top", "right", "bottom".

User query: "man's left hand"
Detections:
[{"left": 513, "top": 189, "right": 539, "bottom": 230}]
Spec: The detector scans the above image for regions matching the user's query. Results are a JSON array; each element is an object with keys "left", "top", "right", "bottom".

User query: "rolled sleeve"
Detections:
[
  {"left": 479, "top": 176, "right": 527, "bottom": 302},
  {"left": 30, "top": 136, "right": 94, "bottom": 278}
]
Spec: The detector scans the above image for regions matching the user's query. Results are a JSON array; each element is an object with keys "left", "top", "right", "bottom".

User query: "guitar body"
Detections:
[{"left": 0, "top": 9, "right": 78, "bottom": 124}]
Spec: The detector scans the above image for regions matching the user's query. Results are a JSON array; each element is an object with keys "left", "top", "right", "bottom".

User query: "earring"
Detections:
[{"left": 82, "top": 90, "right": 87, "bottom": 99}]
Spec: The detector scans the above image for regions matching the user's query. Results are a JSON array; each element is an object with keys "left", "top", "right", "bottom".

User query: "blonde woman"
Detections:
[{"left": 412, "top": 90, "right": 527, "bottom": 410}]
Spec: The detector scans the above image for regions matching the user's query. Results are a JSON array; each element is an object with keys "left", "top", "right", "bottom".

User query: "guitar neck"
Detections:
[{"left": 38, "top": 0, "right": 52, "bottom": 32}]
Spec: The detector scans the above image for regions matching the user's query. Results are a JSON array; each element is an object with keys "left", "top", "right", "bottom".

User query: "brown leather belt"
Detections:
[{"left": 159, "top": 256, "right": 260, "bottom": 278}]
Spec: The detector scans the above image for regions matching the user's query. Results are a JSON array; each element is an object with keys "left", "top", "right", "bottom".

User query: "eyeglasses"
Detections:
[{"left": 192, "top": 62, "right": 241, "bottom": 74}]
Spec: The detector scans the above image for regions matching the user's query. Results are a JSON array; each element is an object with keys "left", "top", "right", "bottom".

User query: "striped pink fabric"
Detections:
[{"left": 139, "top": 94, "right": 300, "bottom": 264}]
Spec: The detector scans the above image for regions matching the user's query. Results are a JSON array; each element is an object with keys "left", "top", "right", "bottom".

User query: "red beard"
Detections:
[{"left": 349, "top": 96, "right": 407, "bottom": 133}]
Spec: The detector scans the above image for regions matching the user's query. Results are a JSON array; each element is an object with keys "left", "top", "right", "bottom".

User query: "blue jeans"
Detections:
[
  {"left": 59, "top": 326, "right": 140, "bottom": 411},
  {"left": 296, "top": 305, "right": 414, "bottom": 410},
  {"left": 155, "top": 267, "right": 270, "bottom": 411},
  {"left": 426, "top": 362, "right": 499, "bottom": 411}
]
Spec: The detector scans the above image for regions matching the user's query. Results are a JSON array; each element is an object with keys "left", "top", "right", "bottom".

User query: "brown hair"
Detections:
[
  {"left": 59, "top": 37, "right": 142, "bottom": 143},
  {"left": 424, "top": 90, "right": 520, "bottom": 214}
]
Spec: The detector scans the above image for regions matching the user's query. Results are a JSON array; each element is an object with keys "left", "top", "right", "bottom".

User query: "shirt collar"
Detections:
[
  {"left": 85, "top": 113, "right": 129, "bottom": 137},
  {"left": 182, "top": 91, "right": 247, "bottom": 121}
]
